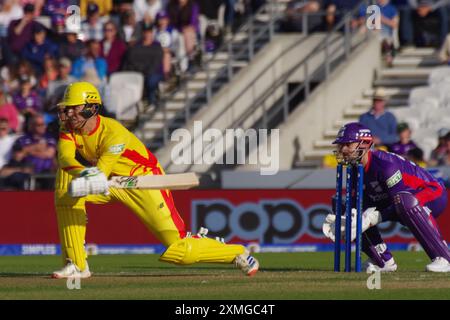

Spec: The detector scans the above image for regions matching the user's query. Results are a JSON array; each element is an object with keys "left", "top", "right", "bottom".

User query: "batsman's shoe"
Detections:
[
  {"left": 234, "top": 251, "right": 259, "bottom": 276},
  {"left": 365, "top": 258, "right": 397, "bottom": 273},
  {"left": 426, "top": 257, "right": 450, "bottom": 273},
  {"left": 52, "top": 261, "right": 91, "bottom": 279}
]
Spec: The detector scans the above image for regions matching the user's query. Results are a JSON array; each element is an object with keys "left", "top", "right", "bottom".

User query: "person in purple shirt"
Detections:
[
  {"left": 12, "top": 75, "right": 43, "bottom": 118},
  {"left": 323, "top": 122, "right": 450, "bottom": 272},
  {"left": 13, "top": 113, "right": 56, "bottom": 174},
  {"left": 388, "top": 122, "right": 419, "bottom": 157}
]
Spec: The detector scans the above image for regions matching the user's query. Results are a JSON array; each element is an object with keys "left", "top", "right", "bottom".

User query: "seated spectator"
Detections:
[
  {"left": 434, "top": 132, "right": 450, "bottom": 166},
  {"left": 19, "top": 0, "right": 44, "bottom": 16},
  {"left": 42, "top": 0, "right": 69, "bottom": 25},
  {"left": 406, "top": 147, "right": 426, "bottom": 167},
  {"left": 71, "top": 39, "right": 108, "bottom": 82},
  {"left": 21, "top": 25, "right": 59, "bottom": 75},
  {"left": 281, "top": 0, "right": 322, "bottom": 33},
  {"left": 204, "top": 21, "right": 223, "bottom": 56},
  {"left": 359, "top": 87, "right": 398, "bottom": 147},
  {"left": 357, "top": 0, "right": 399, "bottom": 66},
  {"left": 101, "top": 21, "right": 127, "bottom": 75},
  {"left": 0, "top": 0, "right": 24, "bottom": 38},
  {"left": 13, "top": 113, "right": 56, "bottom": 175},
  {"left": 411, "top": 0, "right": 448, "bottom": 47},
  {"left": 59, "top": 29, "right": 85, "bottom": 62},
  {"left": 81, "top": 2, "right": 105, "bottom": 41},
  {"left": 12, "top": 75, "right": 43, "bottom": 122},
  {"left": 429, "top": 128, "right": 450, "bottom": 166},
  {"left": 123, "top": 25, "right": 163, "bottom": 106},
  {"left": 0, "top": 142, "right": 33, "bottom": 190},
  {"left": 154, "top": 11, "right": 184, "bottom": 79},
  {"left": 46, "top": 57, "right": 77, "bottom": 107},
  {"left": 1, "top": 60, "right": 37, "bottom": 93},
  {"left": 80, "top": 0, "right": 113, "bottom": 18},
  {"left": 391, "top": 0, "right": 414, "bottom": 46},
  {"left": 168, "top": 0, "right": 200, "bottom": 66},
  {"left": 388, "top": 122, "right": 418, "bottom": 157},
  {"left": 133, "top": 0, "right": 163, "bottom": 22},
  {"left": 39, "top": 56, "right": 59, "bottom": 93},
  {"left": 120, "top": 9, "right": 138, "bottom": 44},
  {"left": 0, "top": 87, "right": 20, "bottom": 133},
  {"left": 0, "top": 117, "right": 17, "bottom": 169},
  {"left": 7, "top": 3, "right": 44, "bottom": 57},
  {"left": 324, "top": 0, "right": 360, "bottom": 30}
]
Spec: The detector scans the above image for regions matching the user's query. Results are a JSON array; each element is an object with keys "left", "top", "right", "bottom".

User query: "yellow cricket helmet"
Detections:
[{"left": 58, "top": 81, "right": 102, "bottom": 107}]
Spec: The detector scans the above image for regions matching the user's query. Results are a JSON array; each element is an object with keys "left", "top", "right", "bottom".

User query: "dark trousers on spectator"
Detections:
[
  {"left": 146, "top": 73, "right": 164, "bottom": 106},
  {"left": 413, "top": 7, "right": 448, "bottom": 47}
]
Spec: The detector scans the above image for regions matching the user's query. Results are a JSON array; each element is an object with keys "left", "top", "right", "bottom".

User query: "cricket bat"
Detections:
[{"left": 108, "top": 172, "right": 199, "bottom": 190}]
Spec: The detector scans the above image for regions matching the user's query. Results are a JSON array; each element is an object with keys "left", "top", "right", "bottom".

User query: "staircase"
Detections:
[
  {"left": 134, "top": 1, "right": 290, "bottom": 151},
  {"left": 304, "top": 47, "right": 441, "bottom": 162}
]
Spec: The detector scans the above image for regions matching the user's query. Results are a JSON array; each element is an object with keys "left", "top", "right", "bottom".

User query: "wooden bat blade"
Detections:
[{"left": 109, "top": 172, "right": 199, "bottom": 190}]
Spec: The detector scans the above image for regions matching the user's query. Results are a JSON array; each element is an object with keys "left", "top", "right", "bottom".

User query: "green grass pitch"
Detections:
[{"left": 0, "top": 252, "right": 449, "bottom": 299}]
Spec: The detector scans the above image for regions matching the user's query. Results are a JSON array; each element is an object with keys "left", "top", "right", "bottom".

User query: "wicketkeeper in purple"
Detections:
[{"left": 323, "top": 122, "right": 450, "bottom": 272}]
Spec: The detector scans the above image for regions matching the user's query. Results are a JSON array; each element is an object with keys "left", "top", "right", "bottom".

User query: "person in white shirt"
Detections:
[{"left": 0, "top": 118, "right": 17, "bottom": 169}]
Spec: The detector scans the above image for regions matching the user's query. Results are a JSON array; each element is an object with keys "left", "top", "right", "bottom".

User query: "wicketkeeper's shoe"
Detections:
[
  {"left": 52, "top": 260, "right": 92, "bottom": 279},
  {"left": 426, "top": 257, "right": 450, "bottom": 273},
  {"left": 234, "top": 251, "right": 259, "bottom": 276},
  {"left": 365, "top": 257, "right": 397, "bottom": 273}
]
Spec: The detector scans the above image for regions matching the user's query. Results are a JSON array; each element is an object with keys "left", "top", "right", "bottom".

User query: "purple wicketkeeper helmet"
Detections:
[{"left": 333, "top": 122, "right": 373, "bottom": 164}]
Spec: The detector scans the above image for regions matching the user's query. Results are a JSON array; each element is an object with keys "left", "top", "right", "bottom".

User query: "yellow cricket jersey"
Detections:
[{"left": 58, "top": 115, "right": 161, "bottom": 178}]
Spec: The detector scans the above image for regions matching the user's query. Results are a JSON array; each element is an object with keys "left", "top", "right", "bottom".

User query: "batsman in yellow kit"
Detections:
[{"left": 52, "top": 82, "right": 259, "bottom": 278}]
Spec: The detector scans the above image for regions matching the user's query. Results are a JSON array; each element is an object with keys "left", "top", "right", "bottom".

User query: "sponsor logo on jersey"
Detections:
[
  {"left": 108, "top": 143, "right": 125, "bottom": 154},
  {"left": 386, "top": 170, "right": 402, "bottom": 188}
]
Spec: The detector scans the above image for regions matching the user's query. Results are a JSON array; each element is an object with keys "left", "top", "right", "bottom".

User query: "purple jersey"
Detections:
[
  {"left": 363, "top": 150, "right": 446, "bottom": 219},
  {"left": 388, "top": 141, "right": 418, "bottom": 157},
  {"left": 15, "top": 133, "right": 56, "bottom": 173}
]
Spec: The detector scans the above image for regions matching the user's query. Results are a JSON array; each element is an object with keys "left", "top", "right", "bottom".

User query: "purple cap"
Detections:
[
  {"left": 156, "top": 11, "right": 169, "bottom": 20},
  {"left": 333, "top": 122, "right": 373, "bottom": 144}
]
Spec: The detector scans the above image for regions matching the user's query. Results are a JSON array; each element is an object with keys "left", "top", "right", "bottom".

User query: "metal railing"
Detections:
[
  {"left": 176, "top": 0, "right": 374, "bottom": 171},
  {"left": 156, "top": 1, "right": 345, "bottom": 145}
]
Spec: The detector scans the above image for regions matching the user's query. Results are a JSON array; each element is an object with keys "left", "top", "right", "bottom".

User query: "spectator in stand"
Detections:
[
  {"left": 359, "top": 87, "right": 398, "bottom": 147},
  {"left": 324, "top": 0, "right": 360, "bottom": 30},
  {"left": 0, "top": 118, "right": 17, "bottom": 169},
  {"left": 12, "top": 75, "right": 43, "bottom": 122},
  {"left": 431, "top": 132, "right": 450, "bottom": 166},
  {"left": 123, "top": 25, "right": 163, "bottom": 106},
  {"left": 406, "top": 147, "right": 427, "bottom": 167},
  {"left": 0, "top": 137, "right": 33, "bottom": 190},
  {"left": 133, "top": 0, "right": 163, "bottom": 22},
  {"left": 167, "top": 0, "right": 200, "bottom": 66},
  {"left": 7, "top": 3, "right": 44, "bottom": 57},
  {"left": 281, "top": 0, "right": 323, "bottom": 33},
  {"left": 0, "top": 0, "right": 24, "bottom": 38},
  {"left": 46, "top": 57, "right": 77, "bottom": 107},
  {"left": 204, "top": 21, "right": 223, "bottom": 56},
  {"left": 120, "top": 9, "right": 139, "bottom": 44},
  {"left": 356, "top": 0, "right": 399, "bottom": 66},
  {"left": 39, "top": 56, "right": 60, "bottom": 95},
  {"left": 391, "top": 0, "right": 414, "bottom": 46},
  {"left": 429, "top": 128, "right": 450, "bottom": 166},
  {"left": 410, "top": 0, "right": 449, "bottom": 47},
  {"left": 0, "top": 88, "right": 20, "bottom": 133},
  {"left": 388, "top": 122, "right": 420, "bottom": 157},
  {"left": 80, "top": 0, "right": 113, "bottom": 18},
  {"left": 21, "top": 25, "right": 59, "bottom": 75},
  {"left": 1, "top": 60, "right": 37, "bottom": 93},
  {"left": 196, "top": 0, "right": 222, "bottom": 37},
  {"left": 19, "top": 0, "right": 44, "bottom": 16},
  {"left": 59, "top": 29, "right": 85, "bottom": 62},
  {"left": 101, "top": 21, "right": 127, "bottom": 75},
  {"left": 71, "top": 40, "right": 108, "bottom": 82},
  {"left": 81, "top": 2, "right": 105, "bottom": 41},
  {"left": 42, "top": 0, "right": 69, "bottom": 24},
  {"left": 154, "top": 11, "right": 183, "bottom": 79}
]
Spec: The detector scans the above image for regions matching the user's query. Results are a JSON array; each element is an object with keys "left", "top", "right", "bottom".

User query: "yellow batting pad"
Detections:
[
  {"left": 55, "top": 205, "right": 88, "bottom": 271},
  {"left": 159, "top": 237, "right": 245, "bottom": 265}
]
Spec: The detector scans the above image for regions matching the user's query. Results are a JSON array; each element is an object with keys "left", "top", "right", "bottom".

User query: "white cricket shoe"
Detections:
[
  {"left": 52, "top": 260, "right": 91, "bottom": 279},
  {"left": 426, "top": 257, "right": 450, "bottom": 273},
  {"left": 364, "top": 257, "right": 398, "bottom": 273},
  {"left": 235, "top": 251, "right": 259, "bottom": 276}
]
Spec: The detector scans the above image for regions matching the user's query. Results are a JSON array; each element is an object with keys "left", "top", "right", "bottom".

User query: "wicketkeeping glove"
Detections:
[{"left": 69, "top": 167, "right": 110, "bottom": 197}]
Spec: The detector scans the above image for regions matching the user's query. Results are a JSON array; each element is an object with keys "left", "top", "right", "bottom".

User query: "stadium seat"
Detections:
[
  {"left": 409, "top": 86, "right": 441, "bottom": 106},
  {"left": 108, "top": 72, "right": 144, "bottom": 122},
  {"left": 428, "top": 66, "right": 450, "bottom": 87}
]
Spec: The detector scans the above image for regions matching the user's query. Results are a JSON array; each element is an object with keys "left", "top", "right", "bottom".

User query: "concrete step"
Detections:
[
  {"left": 392, "top": 57, "right": 441, "bottom": 67},
  {"left": 353, "top": 98, "right": 408, "bottom": 108},
  {"left": 187, "top": 81, "right": 206, "bottom": 90},
  {"left": 378, "top": 68, "right": 433, "bottom": 78},
  {"left": 303, "top": 149, "right": 333, "bottom": 161},
  {"left": 172, "top": 90, "right": 197, "bottom": 101},
  {"left": 162, "top": 101, "right": 186, "bottom": 110},
  {"left": 143, "top": 121, "right": 164, "bottom": 130},
  {"left": 333, "top": 118, "right": 359, "bottom": 128},
  {"left": 324, "top": 129, "right": 339, "bottom": 139},
  {"left": 363, "top": 87, "right": 410, "bottom": 98},
  {"left": 151, "top": 111, "right": 177, "bottom": 121},
  {"left": 314, "top": 140, "right": 334, "bottom": 148},
  {"left": 373, "top": 78, "right": 428, "bottom": 87},
  {"left": 343, "top": 107, "right": 366, "bottom": 117},
  {"left": 399, "top": 47, "right": 436, "bottom": 57}
]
